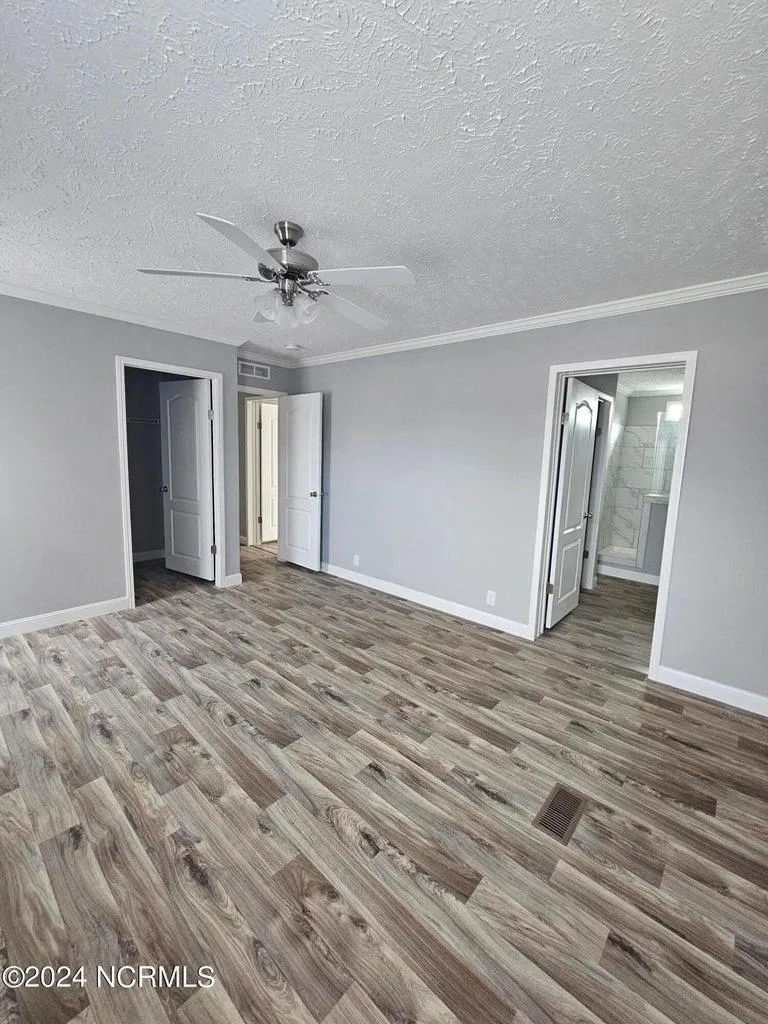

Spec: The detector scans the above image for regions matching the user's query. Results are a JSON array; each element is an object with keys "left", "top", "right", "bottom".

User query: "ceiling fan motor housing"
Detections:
[{"left": 261, "top": 246, "right": 319, "bottom": 281}]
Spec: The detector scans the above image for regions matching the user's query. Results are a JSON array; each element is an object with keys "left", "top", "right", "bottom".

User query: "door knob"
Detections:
[
  {"left": 584, "top": 511, "right": 593, "bottom": 518},
  {"left": 309, "top": 491, "right": 318, "bottom": 497},
  {"left": 160, "top": 485, "right": 168, "bottom": 492}
]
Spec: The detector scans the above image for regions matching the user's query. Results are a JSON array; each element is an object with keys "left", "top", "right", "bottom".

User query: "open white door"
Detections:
[
  {"left": 278, "top": 393, "right": 322, "bottom": 570},
  {"left": 260, "top": 402, "right": 279, "bottom": 542},
  {"left": 546, "top": 379, "right": 600, "bottom": 626},
  {"left": 159, "top": 378, "right": 215, "bottom": 580}
]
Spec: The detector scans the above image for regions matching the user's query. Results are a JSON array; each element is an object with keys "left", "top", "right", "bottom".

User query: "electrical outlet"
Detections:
[
  {"left": 486, "top": 590, "right": 496, "bottom": 607},
  {"left": 353, "top": 554, "right": 360, "bottom": 567}
]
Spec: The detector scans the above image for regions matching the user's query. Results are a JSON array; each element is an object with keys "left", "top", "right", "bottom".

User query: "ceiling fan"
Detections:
[{"left": 138, "top": 215, "right": 414, "bottom": 330}]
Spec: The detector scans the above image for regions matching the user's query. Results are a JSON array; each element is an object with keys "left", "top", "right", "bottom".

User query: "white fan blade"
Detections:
[
  {"left": 197, "top": 214, "right": 284, "bottom": 273},
  {"left": 316, "top": 292, "right": 388, "bottom": 330},
  {"left": 138, "top": 268, "right": 265, "bottom": 281},
  {"left": 252, "top": 311, "right": 272, "bottom": 322},
  {"left": 314, "top": 265, "right": 414, "bottom": 288}
]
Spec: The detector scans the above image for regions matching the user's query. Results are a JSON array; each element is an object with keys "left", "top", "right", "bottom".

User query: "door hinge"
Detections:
[
  {"left": 596, "top": 426, "right": 602, "bottom": 436},
  {"left": 546, "top": 583, "right": 554, "bottom": 595},
  {"left": 207, "top": 409, "right": 215, "bottom": 421},
  {"left": 257, "top": 420, "right": 262, "bottom": 429},
  {"left": 210, "top": 544, "right": 217, "bottom": 554},
  {"left": 257, "top": 516, "right": 263, "bottom": 524},
  {"left": 561, "top": 412, "right": 569, "bottom": 426},
  {"left": 583, "top": 549, "right": 589, "bottom": 559}
]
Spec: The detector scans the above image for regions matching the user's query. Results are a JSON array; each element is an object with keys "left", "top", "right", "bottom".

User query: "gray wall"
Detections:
[
  {"left": 0, "top": 296, "right": 239, "bottom": 621},
  {"left": 125, "top": 368, "right": 164, "bottom": 554},
  {"left": 297, "top": 290, "right": 768, "bottom": 697},
  {"left": 237, "top": 361, "right": 296, "bottom": 393},
  {"left": 578, "top": 373, "right": 618, "bottom": 397}
]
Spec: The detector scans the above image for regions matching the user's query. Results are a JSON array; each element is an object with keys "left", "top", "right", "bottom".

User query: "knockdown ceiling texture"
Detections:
[{"left": 1, "top": 0, "right": 766, "bottom": 359}]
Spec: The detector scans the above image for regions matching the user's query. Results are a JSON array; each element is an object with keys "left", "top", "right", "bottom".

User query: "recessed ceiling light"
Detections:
[{"left": 285, "top": 343, "right": 302, "bottom": 352}]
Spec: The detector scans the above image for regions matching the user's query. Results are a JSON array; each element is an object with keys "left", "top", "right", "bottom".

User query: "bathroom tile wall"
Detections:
[{"left": 599, "top": 392, "right": 680, "bottom": 558}]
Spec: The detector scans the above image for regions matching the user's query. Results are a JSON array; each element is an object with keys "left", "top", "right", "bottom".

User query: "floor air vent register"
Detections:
[{"left": 533, "top": 784, "right": 587, "bottom": 844}]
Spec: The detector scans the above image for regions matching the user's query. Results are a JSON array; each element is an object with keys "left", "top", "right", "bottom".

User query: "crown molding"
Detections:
[
  {"left": 4, "top": 270, "right": 767, "bottom": 372},
  {"left": 0, "top": 279, "right": 256, "bottom": 351},
  {"left": 627, "top": 388, "right": 684, "bottom": 398},
  {"left": 295, "top": 270, "right": 768, "bottom": 367}
]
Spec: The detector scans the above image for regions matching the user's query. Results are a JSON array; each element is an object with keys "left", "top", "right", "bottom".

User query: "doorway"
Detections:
[
  {"left": 116, "top": 357, "right": 226, "bottom": 608},
  {"left": 242, "top": 396, "right": 279, "bottom": 550},
  {"left": 530, "top": 351, "right": 697, "bottom": 678},
  {"left": 238, "top": 389, "right": 324, "bottom": 572}
]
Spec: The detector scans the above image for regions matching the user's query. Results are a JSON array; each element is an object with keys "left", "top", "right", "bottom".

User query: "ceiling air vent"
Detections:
[
  {"left": 238, "top": 360, "right": 271, "bottom": 381},
  {"left": 533, "top": 784, "right": 587, "bottom": 844}
]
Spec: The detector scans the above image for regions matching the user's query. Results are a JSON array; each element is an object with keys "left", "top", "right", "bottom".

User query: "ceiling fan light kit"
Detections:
[{"left": 138, "top": 215, "right": 414, "bottom": 334}]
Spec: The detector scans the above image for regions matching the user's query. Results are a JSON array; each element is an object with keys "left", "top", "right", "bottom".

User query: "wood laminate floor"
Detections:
[{"left": 1, "top": 547, "right": 767, "bottom": 1023}]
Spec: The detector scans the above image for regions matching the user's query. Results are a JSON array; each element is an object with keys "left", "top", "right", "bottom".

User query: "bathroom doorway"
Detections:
[{"left": 530, "top": 352, "right": 697, "bottom": 678}]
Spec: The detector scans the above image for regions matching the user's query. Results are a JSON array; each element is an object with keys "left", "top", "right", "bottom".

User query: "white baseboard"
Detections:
[
  {"left": 0, "top": 596, "right": 131, "bottom": 640},
  {"left": 222, "top": 573, "right": 243, "bottom": 588},
  {"left": 239, "top": 535, "right": 248, "bottom": 546},
  {"left": 654, "top": 665, "right": 768, "bottom": 719},
  {"left": 322, "top": 563, "right": 534, "bottom": 640},
  {"left": 132, "top": 549, "right": 165, "bottom": 563},
  {"left": 598, "top": 563, "right": 659, "bottom": 585}
]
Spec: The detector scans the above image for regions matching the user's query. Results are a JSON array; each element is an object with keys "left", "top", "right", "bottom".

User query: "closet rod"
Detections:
[{"left": 127, "top": 416, "right": 160, "bottom": 424}]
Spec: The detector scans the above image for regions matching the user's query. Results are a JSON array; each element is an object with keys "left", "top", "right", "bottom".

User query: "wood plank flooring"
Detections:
[{"left": 1, "top": 546, "right": 767, "bottom": 1023}]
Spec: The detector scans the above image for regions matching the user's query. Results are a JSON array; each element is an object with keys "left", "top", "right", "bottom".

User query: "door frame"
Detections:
[
  {"left": 581, "top": 392, "right": 614, "bottom": 591},
  {"left": 529, "top": 350, "right": 697, "bottom": 678},
  {"left": 116, "top": 356, "right": 226, "bottom": 608},
  {"left": 241, "top": 390, "right": 284, "bottom": 547},
  {"left": 245, "top": 397, "right": 262, "bottom": 546}
]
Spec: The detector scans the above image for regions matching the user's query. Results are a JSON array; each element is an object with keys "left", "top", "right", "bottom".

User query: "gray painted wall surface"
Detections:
[
  {"left": 237, "top": 361, "right": 296, "bottom": 394},
  {"left": 0, "top": 296, "right": 239, "bottom": 622},
  {"left": 577, "top": 373, "right": 618, "bottom": 397},
  {"left": 125, "top": 368, "right": 164, "bottom": 554},
  {"left": 297, "top": 290, "right": 768, "bottom": 697}
]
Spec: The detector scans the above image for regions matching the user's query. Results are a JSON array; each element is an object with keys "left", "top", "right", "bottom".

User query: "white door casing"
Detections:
[
  {"left": 278, "top": 393, "right": 322, "bottom": 570},
  {"left": 581, "top": 396, "right": 613, "bottom": 590},
  {"left": 260, "top": 402, "right": 279, "bottom": 543},
  {"left": 546, "top": 379, "right": 600, "bottom": 627},
  {"left": 159, "top": 378, "right": 215, "bottom": 580}
]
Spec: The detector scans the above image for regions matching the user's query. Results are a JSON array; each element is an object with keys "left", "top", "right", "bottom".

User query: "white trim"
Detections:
[
  {"left": 223, "top": 573, "right": 243, "bottom": 588},
  {"left": 529, "top": 351, "right": 697, "bottom": 682},
  {"left": 0, "top": 596, "right": 130, "bottom": 640},
  {"left": 654, "top": 666, "right": 768, "bottom": 720},
  {"left": 625, "top": 388, "right": 684, "bottom": 399},
  {"left": 240, "top": 535, "right": 248, "bottom": 546},
  {"left": 0, "top": 279, "right": 262, "bottom": 354},
  {"left": 581, "top": 392, "right": 614, "bottom": 590},
  {"left": 116, "top": 356, "right": 228, "bottom": 609},
  {"left": 295, "top": 272, "right": 768, "bottom": 367},
  {"left": 322, "top": 563, "right": 534, "bottom": 640},
  {"left": 597, "top": 564, "right": 660, "bottom": 585},
  {"left": 132, "top": 549, "right": 165, "bottom": 563},
  {"left": 245, "top": 397, "right": 261, "bottom": 547}
]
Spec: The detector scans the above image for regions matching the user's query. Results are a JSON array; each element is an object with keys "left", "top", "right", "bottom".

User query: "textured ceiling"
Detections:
[
  {"left": 2, "top": 0, "right": 766, "bottom": 360},
  {"left": 617, "top": 367, "right": 685, "bottom": 395}
]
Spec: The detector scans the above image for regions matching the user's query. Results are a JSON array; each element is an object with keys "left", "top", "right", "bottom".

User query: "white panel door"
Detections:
[
  {"left": 278, "top": 393, "right": 322, "bottom": 570},
  {"left": 159, "top": 378, "right": 215, "bottom": 580},
  {"left": 260, "top": 402, "right": 279, "bottom": 543},
  {"left": 546, "top": 379, "right": 600, "bottom": 627}
]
